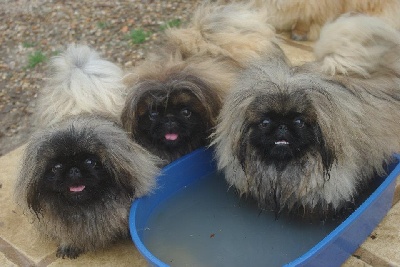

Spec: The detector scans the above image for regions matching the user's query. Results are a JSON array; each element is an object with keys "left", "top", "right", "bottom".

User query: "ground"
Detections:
[{"left": 0, "top": 0, "right": 198, "bottom": 156}]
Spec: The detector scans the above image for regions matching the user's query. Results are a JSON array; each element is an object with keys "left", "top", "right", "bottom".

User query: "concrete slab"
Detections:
[
  {"left": 342, "top": 255, "right": 373, "bottom": 267},
  {"left": 355, "top": 201, "right": 400, "bottom": 266}
]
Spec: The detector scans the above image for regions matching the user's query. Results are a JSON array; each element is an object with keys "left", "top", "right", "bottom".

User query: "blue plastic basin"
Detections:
[{"left": 129, "top": 148, "right": 400, "bottom": 266}]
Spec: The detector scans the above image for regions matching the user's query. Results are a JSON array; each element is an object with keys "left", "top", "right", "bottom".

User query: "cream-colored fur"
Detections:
[
  {"left": 35, "top": 44, "right": 126, "bottom": 127},
  {"left": 315, "top": 13, "right": 400, "bottom": 77}
]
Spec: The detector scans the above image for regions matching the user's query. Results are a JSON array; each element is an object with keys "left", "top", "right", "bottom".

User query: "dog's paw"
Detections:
[{"left": 56, "top": 245, "right": 83, "bottom": 259}]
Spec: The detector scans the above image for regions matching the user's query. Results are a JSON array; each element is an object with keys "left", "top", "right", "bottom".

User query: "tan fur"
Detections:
[
  {"left": 254, "top": 0, "right": 400, "bottom": 41},
  {"left": 15, "top": 115, "right": 161, "bottom": 257},
  {"left": 212, "top": 15, "right": 400, "bottom": 215},
  {"left": 165, "top": 0, "right": 280, "bottom": 67},
  {"left": 315, "top": 13, "right": 400, "bottom": 77},
  {"left": 35, "top": 44, "right": 126, "bottom": 127}
]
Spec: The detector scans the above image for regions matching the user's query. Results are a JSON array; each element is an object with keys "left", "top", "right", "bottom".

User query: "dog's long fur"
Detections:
[
  {"left": 314, "top": 13, "right": 400, "bottom": 77},
  {"left": 255, "top": 0, "right": 400, "bottom": 41},
  {"left": 122, "top": 1, "right": 282, "bottom": 164},
  {"left": 16, "top": 45, "right": 161, "bottom": 258},
  {"left": 35, "top": 44, "right": 126, "bottom": 127},
  {"left": 15, "top": 115, "right": 160, "bottom": 258},
  {"left": 212, "top": 14, "right": 400, "bottom": 217}
]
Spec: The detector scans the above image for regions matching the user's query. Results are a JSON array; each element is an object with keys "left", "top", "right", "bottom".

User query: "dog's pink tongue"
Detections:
[
  {"left": 69, "top": 185, "right": 86, "bottom": 192},
  {"left": 165, "top": 133, "right": 178, "bottom": 141}
]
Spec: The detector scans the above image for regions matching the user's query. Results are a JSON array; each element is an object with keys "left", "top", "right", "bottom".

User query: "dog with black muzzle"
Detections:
[
  {"left": 15, "top": 44, "right": 161, "bottom": 259},
  {"left": 212, "top": 14, "right": 400, "bottom": 218}
]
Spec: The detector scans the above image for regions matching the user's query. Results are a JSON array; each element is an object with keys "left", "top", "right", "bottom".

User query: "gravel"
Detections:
[{"left": 0, "top": 0, "right": 198, "bottom": 156}]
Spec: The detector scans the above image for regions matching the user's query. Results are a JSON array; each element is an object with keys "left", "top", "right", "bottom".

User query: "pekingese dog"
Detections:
[
  {"left": 212, "top": 14, "right": 400, "bottom": 218},
  {"left": 15, "top": 45, "right": 161, "bottom": 258},
  {"left": 121, "top": 1, "right": 282, "bottom": 164},
  {"left": 122, "top": 55, "right": 233, "bottom": 164},
  {"left": 15, "top": 115, "right": 160, "bottom": 259},
  {"left": 253, "top": 0, "right": 400, "bottom": 41}
]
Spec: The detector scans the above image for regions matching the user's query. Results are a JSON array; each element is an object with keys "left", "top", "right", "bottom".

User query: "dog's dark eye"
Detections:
[
  {"left": 181, "top": 108, "right": 191, "bottom": 118},
  {"left": 149, "top": 110, "right": 159, "bottom": 121},
  {"left": 52, "top": 163, "right": 63, "bottom": 173},
  {"left": 293, "top": 117, "right": 305, "bottom": 128},
  {"left": 84, "top": 158, "right": 98, "bottom": 168},
  {"left": 259, "top": 118, "right": 271, "bottom": 128}
]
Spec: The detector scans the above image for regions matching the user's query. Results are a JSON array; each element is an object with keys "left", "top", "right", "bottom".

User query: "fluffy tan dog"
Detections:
[
  {"left": 256, "top": 0, "right": 400, "bottom": 41},
  {"left": 16, "top": 45, "right": 161, "bottom": 258},
  {"left": 121, "top": 0, "right": 282, "bottom": 164},
  {"left": 15, "top": 115, "right": 160, "bottom": 259},
  {"left": 212, "top": 14, "right": 400, "bottom": 218}
]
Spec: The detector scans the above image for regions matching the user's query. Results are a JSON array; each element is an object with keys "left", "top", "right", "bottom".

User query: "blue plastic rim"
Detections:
[{"left": 129, "top": 148, "right": 400, "bottom": 267}]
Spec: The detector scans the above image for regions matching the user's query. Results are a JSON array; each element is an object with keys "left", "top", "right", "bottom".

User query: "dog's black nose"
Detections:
[
  {"left": 278, "top": 124, "right": 288, "bottom": 133},
  {"left": 68, "top": 167, "right": 81, "bottom": 179},
  {"left": 165, "top": 115, "right": 178, "bottom": 128}
]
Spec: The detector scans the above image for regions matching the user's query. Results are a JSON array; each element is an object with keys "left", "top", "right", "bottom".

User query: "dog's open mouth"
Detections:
[
  {"left": 69, "top": 185, "right": 86, "bottom": 192},
  {"left": 275, "top": 140, "right": 290, "bottom": 145},
  {"left": 165, "top": 133, "right": 179, "bottom": 141}
]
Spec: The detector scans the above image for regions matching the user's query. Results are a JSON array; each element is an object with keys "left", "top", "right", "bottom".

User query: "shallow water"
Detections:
[{"left": 143, "top": 172, "right": 341, "bottom": 267}]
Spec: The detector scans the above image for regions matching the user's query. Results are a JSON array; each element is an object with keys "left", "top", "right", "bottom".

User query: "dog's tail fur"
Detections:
[
  {"left": 314, "top": 13, "right": 400, "bottom": 77},
  {"left": 35, "top": 44, "right": 126, "bottom": 127},
  {"left": 164, "top": 0, "right": 280, "bottom": 67}
]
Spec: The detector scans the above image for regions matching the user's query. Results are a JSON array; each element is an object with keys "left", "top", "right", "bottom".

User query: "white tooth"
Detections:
[{"left": 275, "top": 141, "right": 289, "bottom": 145}]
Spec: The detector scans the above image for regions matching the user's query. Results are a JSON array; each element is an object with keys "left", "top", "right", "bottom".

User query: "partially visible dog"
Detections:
[
  {"left": 15, "top": 45, "right": 161, "bottom": 259},
  {"left": 212, "top": 14, "right": 400, "bottom": 218},
  {"left": 254, "top": 0, "right": 400, "bottom": 41},
  {"left": 163, "top": 0, "right": 280, "bottom": 67},
  {"left": 121, "top": 0, "right": 282, "bottom": 164}
]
